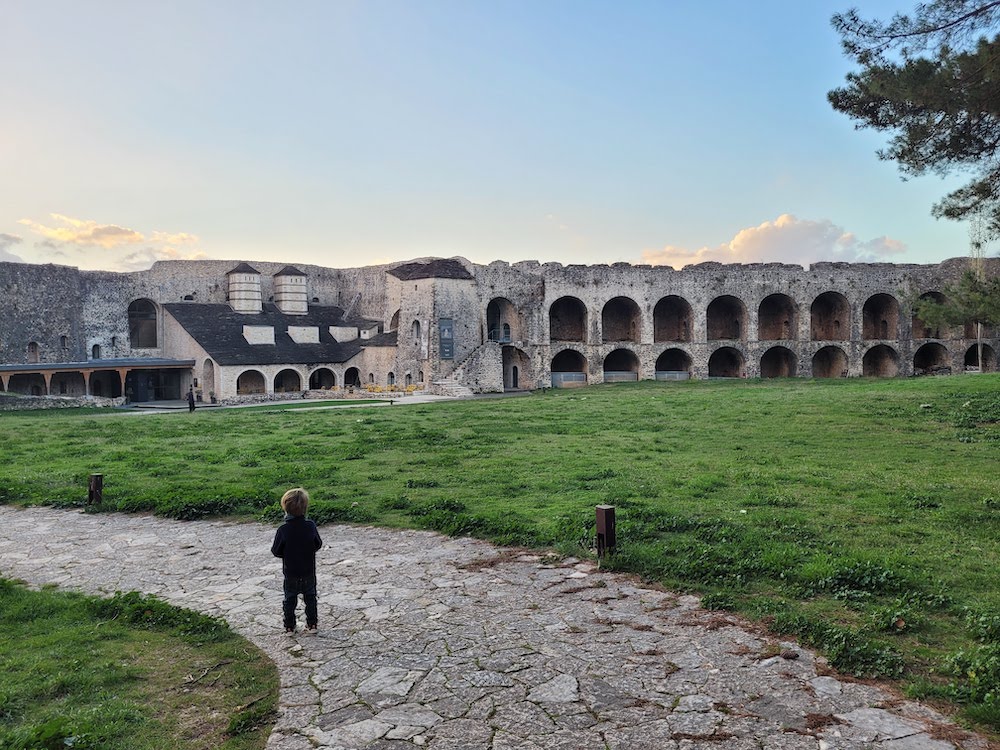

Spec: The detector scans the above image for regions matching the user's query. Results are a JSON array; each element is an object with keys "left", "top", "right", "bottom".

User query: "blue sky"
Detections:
[{"left": 0, "top": 1, "right": 975, "bottom": 272}]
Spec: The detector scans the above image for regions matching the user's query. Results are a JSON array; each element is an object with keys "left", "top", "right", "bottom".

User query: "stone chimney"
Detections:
[
  {"left": 226, "top": 263, "right": 263, "bottom": 313},
  {"left": 273, "top": 265, "right": 308, "bottom": 315}
]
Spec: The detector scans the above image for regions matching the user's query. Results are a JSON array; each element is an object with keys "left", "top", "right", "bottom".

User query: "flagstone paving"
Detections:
[{"left": 0, "top": 506, "right": 992, "bottom": 750}]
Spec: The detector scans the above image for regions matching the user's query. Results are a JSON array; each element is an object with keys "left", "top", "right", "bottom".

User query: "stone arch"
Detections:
[
  {"left": 655, "top": 348, "right": 692, "bottom": 379},
  {"left": 236, "top": 369, "right": 266, "bottom": 395},
  {"left": 549, "top": 296, "right": 587, "bottom": 342},
  {"left": 368, "top": 372, "right": 375, "bottom": 384},
  {"left": 914, "top": 343, "right": 950, "bottom": 375},
  {"left": 602, "top": 297, "right": 641, "bottom": 342},
  {"left": 862, "top": 345, "right": 899, "bottom": 377},
  {"left": 309, "top": 367, "right": 336, "bottom": 389},
  {"left": 274, "top": 369, "right": 302, "bottom": 393},
  {"left": 52, "top": 372, "right": 85, "bottom": 396},
  {"left": 128, "top": 299, "right": 158, "bottom": 348},
  {"left": 91, "top": 344, "right": 101, "bottom": 359},
  {"left": 8, "top": 373, "right": 47, "bottom": 395},
  {"left": 862, "top": 294, "right": 900, "bottom": 340},
  {"left": 202, "top": 359, "right": 216, "bottom": 395},
  {"left": 387, "top": 372, "right": 395, "bottom": 386},
  {"left": 411, "top": 320, "right": 421, "bottom": 342},
  {"left": 603, "top": 348, "right": 639, "bottom": 381},
  {"left": 502, "top": 346, "right": 531, "bottom": 390},
  {"left": 812, "top": 346, "right": 848, "bottom": 378},
  {"left": 708, "top": 346, "right": 745, "bottom": 377},
  {"left": 758, "top": 294, "right": 798, "bottom": 340},
  {"left": 344, "top": 367, "right": 361, "bottom": 387},
  {"left": 707, "top": 296, "right": 746, "bottom": 341},
  {"left": 965, "top": 344, "right": 997, "bottom": 372},
  {"left": 389, "top": 310, "right": 400, "bottom": 332},
  {"left": 653, "top": 296, "right": 692, "bottom": 342},
  {"left": 405, "top": 372, "right": 413, "bottom": 386},
  {"left": 912, "top": 292, "right": 945, "bottom": 338},
  {"left": 551, "top": 348, "right": 587, "bottom": 388},
  {"left": 811, "top": 292, "right": 850, "bottom": 341},
  {"left": 760, "top": 346, "right": 796, "bottom": 378},
  {"left": 487, "top": 297, "right": 519, "bottom": 342},
  {"left": 964, "top": 320, "right": 995, "bottom": 338}
]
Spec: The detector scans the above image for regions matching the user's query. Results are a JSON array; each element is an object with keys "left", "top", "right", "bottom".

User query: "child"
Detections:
[{"left": 271, "top": 487, "right": 323, "bottom": 634}]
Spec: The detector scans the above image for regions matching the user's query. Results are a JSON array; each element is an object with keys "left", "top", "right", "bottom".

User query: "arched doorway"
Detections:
[
  {"left": 551, "top": 349, "right": 587, "bottom": 388},
  {"left": 708, "top": 347, "right": 745, "bottom": 377},
  {"left": 760, "top": 346, "right": 796, "bottom": 378},
  {"left": 914, "top": 343, "right": 950, "bottom": 375},
  {"left": 344, "top": 367, "right": 361, "bottom": 388},
  {"left": 549, "top": 297, "right": 587, "bottom": 342},
  {"left": 502, "top": 346, "right": 530, "bottom": 390},
  {"left": 128, "top": 299, "right": 158, "bottom": 348},
  {"left": 811, "top": 292, "right": 850, "bottom": 340},
  {"left": 655, "top": 348, "right": 692, "bottom": 380},
  {"left": 274, "top": 369, "right": 302, "bottom": 393},
  {"left": 707, "top": 296, "right": 746, "bottom": 340},
  {"left": 602, "top": 297, "right": 641, "bottom": 342},
  {"left": 487, "top": 298, "right": 519, "bottom": 343},
  {"left": 202, "top": 359, "right": 216, "bottom": 396},
  {"left": 236, "top": 370, "right": 266, "bottom": 395},
  {"left": 965, "top": 344, "right": 997, "bottom": 372},
  {"left": 653, "top": 296, "right": 693, "bottom": 342},
  {"left": 812, "top": 346, "right": 848, "bottom": 378},
  {"left": 309, "top": 368, "right": 336, "bottom": 389},
  {"left": 603, "top": 348, "right": 639, "bottom": 382},
  {"left": 863, "top": 345, "right": 899, "bottom": 377},
  {"left": 758, "top": 294, "right": 798, "bottom": 340},
  {"left": 862, "top": 294, "right": 900, "bottom": 340}
]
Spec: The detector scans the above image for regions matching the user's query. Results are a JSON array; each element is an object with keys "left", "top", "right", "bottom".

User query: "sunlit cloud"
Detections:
[
  {"left": 19, "top": 213, "right": 145, "bottom": 248},
  {"left": 640, "top": 214, "right": 908, "bottom": 269},
  {"left": 9, "top": 214, "right": 209, "bottom": 271},
  {"left": 0, "top": 233, "right": 23, "bottom": 263}
]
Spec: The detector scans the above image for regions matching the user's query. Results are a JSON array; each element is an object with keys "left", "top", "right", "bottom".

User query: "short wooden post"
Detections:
[
  {"left": 596, "top": 504, "right": 616, "bottom": 557},
  {"left": 88, "top": 473, "right": 103, "bottom": 504}
]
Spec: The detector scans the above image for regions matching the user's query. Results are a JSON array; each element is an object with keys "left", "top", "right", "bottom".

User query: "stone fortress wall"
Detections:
[{"left": 1, "top": 254, "right": 996, "bottom": 398}]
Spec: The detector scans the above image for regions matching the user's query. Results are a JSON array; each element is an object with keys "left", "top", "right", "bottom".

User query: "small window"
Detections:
[
  {"left": 405, "top": 373, "right": 412, "bottom": 386},
  {"left": 419, "top": 370, "right": 424, "bottom": 382},
  {"left": 368, "top": 372, "right": 374, "bottom": 384},
  {"left": 388, "top": 372, "right": 395, "bottom": 386},
  {"left": 92, "top": 344, "right": 101, "bottom": 359},
  {"left": 111, "top": 336, "right": 117, "bottom": 348},
  {"left": 60, "top": 335, "right": 68, "bottom": 349},
  {"left": 27, "top": 341, "right": 39, "bottom": 363}
]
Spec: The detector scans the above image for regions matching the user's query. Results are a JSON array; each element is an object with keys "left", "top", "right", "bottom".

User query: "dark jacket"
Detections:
[{"left": 271, "top": 515, "right": 323, "bottom": 578}]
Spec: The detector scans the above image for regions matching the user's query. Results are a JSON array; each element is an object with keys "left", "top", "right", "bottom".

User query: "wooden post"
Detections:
[
  {"left": 596, "top": 504, "right": 616, "bottom": 557},
  {"left": 88, "top": 473, "right": 103, "bottom": 504}
]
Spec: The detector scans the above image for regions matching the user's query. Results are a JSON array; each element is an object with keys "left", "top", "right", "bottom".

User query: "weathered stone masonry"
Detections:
[{"left": 0, "top": 255, "right": 996, "bottom": 400}]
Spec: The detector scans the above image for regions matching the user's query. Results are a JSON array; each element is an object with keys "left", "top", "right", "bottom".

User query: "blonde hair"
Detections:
[{"left": 280, "top": 487, "right": 310, "bottom": 516}]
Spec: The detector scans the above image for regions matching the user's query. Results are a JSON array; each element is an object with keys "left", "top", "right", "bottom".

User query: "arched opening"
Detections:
[
  {"left": 603, "top": 348, "right": 639, "bottom": 382},
  {"left": 912, "top": 292, "right": 946, "bottom": 338},
  {"left": 549, "top": 296, "right": 587, "bottom": 341},
  {"left": 964, "top": 320, "right": 995, "bottom": 338},
  {"left": 863, "top": 345, "right": 899, "bottom": 377},
  {"left": 128, "top": 299, "right": 158, "bottom": 348},
  {"left": 418, "top": 370, "right": 424, "bottom": 382},
  {"left": 405, "top": 372, "right": 413, "bottom": 386},
  {"left": 411, "top": 320, "right": 421, "bottom": 342},
  {"left": 862, "top": 294, "right": 900, "bottom": 340},
  {"left": 344, "top": 367, "right": 361, "bottom": 388},
  {"left": 551, "top": 349, "right": 587, "bottom": 388},
  {"left": 602, "top": 297, "right": 641, "bottom": 342},
  {"left": 758, "top": 294, "right": 798, "bottom": 340},
  {"left": 812, "top": 346, "right": 848, "bottom": 378},
  {"left": 389, "top": 310, "right": 400, "bottom": 332},
  {"left": 202, "top": 359, "right": 216, "bottom": 395},
  {"left": 811, "top": 292, "right": 850, "bottom": 341},
  {"left": 309, "top": 368, "right": 336, "bottom": 389},
  {"left": 965, "top": 344, "right": 997, "bottom": 372},
  {"left": 236, "top": 370, "right": 266, "bottom": 395},
  {"left": 655, "top": 348, "right": 692, "bottom": 380},
  {"left": 708, "top": 347, "right": 745, "bottom": 377},
  {"left": 8, "top": 373, "right": 47, "bottom": 396},
  {"left": 502, "top": 346, "right": 531, "bottom": 390},
  {"left": 60, "top": 335, "right": 68, "bottom": 349},
  {"left": 91, "top": 344, "right": 101, "bottom": 360},
  {"left": 487, "top": 298, "right": 519, "bottom": 343},
  {"left": 368, "top": 373, "right": 375, "bottom": 384},
  {"left": 387, "top": 372, "right": 395, "bottom": 386},
  {"left": 274, "top": 369, "right": 302, "bottom": 393},
  {"left": 707, "top": 296, "right": 746, "bottom": 341},
  {"left": 760, "top": 346, "right": 796, "bottom": 378},
  {"left": 653, "top": 296, "right": 693, "bottom": 342},
  {"left": 27, "top": 341, "right": 39, "bottom": 363},
  {"left": 914, "top": 343, "right": 950, "bottom": 375}
]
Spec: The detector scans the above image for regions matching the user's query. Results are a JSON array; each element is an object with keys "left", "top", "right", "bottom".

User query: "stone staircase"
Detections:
[{"left": 431, "top": 377, "right": 476, "bottom": 398}]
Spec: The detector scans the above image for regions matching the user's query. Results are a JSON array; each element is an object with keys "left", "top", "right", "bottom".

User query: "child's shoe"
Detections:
[{"left": 305, "top": 623, "right": 318, "bottom": 635}]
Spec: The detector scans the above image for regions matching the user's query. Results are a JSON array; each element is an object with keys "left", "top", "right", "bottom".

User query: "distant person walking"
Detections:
[
  {"left": 271, "top": 487, "right": 323, "bottom": 634},
  {"left": 187, "top": 387, "right": 196, "bottom": 412}
]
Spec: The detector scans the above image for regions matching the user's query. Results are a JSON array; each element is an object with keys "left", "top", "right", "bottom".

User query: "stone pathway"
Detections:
[{"left": 0, "top": 506, "right": 991, "bottom": 750}]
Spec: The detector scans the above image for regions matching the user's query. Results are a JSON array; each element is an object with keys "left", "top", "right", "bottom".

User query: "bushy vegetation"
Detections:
[
  {"left": 1, "top": 375, "right": 999, "bottom": 730},
  {"left": 0, "top": 579, "right": 277, "bottom": 750}
]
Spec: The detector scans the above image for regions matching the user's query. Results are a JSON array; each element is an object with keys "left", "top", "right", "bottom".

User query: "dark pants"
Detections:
[{"left": 282, "top": 575, "right": 318, "bottom": 630}]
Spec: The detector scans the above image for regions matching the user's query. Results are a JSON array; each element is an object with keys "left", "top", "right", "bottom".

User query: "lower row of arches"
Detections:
[
  {"left": 550, "top": 343, "right": 997, "bottom": 384},
  {"left": 234, "top": 367, "right": 426, "bottom": 395}
]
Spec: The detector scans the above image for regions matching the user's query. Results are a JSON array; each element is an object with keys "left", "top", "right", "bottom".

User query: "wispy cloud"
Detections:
[
  {"left": 12, "top": 214, "right": 209, "bottom": 271},
  {"left": 0, "top": 233, "right": 23, "bottom": 263},
  {"left": 640, "top": 214, "right": 907, "bottom": 269}
]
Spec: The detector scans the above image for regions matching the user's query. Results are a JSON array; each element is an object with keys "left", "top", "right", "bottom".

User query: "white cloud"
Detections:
[
  {"left": 0, "top": 233, "right": 23, "bottom": 262},
  {"left": 18, "top": 213, "right": 145, "bottom": 248},
  {"left": 640, "top": 214, "right": 908, "bottom": 269}
]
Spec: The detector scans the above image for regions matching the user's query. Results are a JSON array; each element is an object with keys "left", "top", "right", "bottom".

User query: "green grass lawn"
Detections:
[
  {"left": 1, "top": 376, "right": 999, "bottom": 731},
  {"left": 0, "top": 579, "right": 277, "bottom": 750}
]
